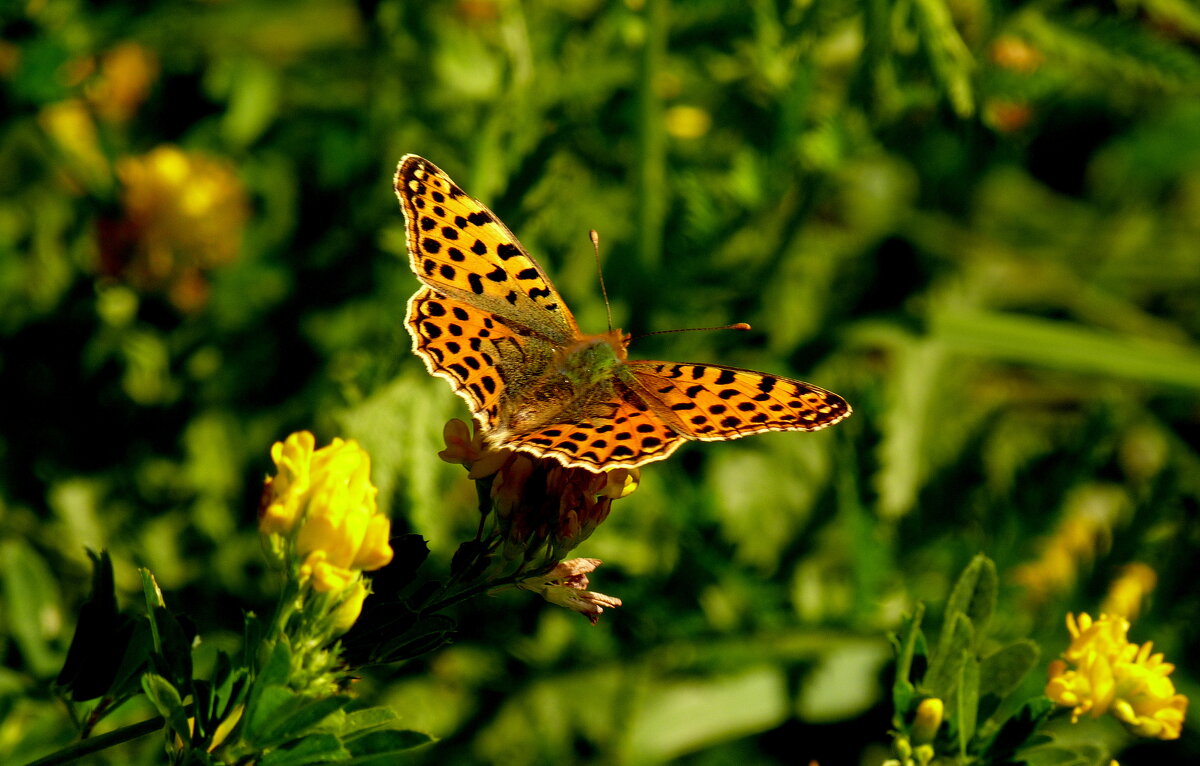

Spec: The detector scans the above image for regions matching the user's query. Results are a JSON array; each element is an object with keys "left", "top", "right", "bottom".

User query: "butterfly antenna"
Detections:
[
  {"left": 629, "top": 323, "right": 752, "bottom": 343},
  {"left": 591, "top": 229, "right": 615, "bottom": 333}
]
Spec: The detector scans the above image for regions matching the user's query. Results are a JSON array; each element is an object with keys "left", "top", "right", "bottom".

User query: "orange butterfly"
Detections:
[{"left": 396, "top": 155, "right": 850, "bottom": 471}]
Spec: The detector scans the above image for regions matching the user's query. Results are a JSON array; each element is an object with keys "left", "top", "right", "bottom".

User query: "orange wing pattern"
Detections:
[
  {"left": 395, "top": 155, "right": 579, "bottom": 345},
  {"left": 398, "top": 154, "right": 853, "bottom": 473},
  {"left": 626, "top": 361, "right": 851, "bottom": 440},
  {"left": 407, "top": 287, "right": 558, "bottom": 430},
  {"left": 504, "top": 382, "right": 686, "bottom": 470}
]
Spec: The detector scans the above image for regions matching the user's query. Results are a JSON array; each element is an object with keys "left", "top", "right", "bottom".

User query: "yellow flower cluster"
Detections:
[
  {"left": 83, "top": 42, "right": 159, "bottom": 124},
  {"left": 109, "top": 146, "right": 248, "bottom": 311},
  {"left": 1012, "top": 485, "right": 1125, "bottom": 606},
  {"left": 1046, "top": 613, "right": 1187, "bottom": 740},
  {"left": 1100, "top": 563, "right": 1157, "bottom": 620},
  {"left": 260, "top": 432, "right": 394, "bottom": 596}
]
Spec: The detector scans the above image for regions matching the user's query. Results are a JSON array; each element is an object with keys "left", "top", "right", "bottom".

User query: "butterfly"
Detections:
[{"left": 395, "top": 155, "right": 851, "bottom": 472}]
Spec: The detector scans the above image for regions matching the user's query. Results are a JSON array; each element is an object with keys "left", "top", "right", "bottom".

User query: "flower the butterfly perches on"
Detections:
[
  {"left": 439, "top": 418, "right": 633, "bottom": 622},
  {"left": 396, "top": 154, "right": 852, "bottom": 474}
]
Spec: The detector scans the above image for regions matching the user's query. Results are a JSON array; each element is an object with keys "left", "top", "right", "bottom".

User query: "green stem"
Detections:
[
  {"left": 635, "top": 0, "right": 668, "bottom": 275},
  {"left": 422, "top": 574, "right": 521, "bottom": 615},
  {"left": 24, "top": 716, "right": 165, "bottom": 766}
]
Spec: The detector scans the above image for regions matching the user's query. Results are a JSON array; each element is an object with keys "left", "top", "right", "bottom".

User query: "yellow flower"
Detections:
[
  {"left": 664, "top": 105, "right": 712, "bottom": 139},
  {"left": 517, "top": 558, "right": 622, "bottom": 625},
  {"left": 1101, "top": 563, "right": 1157, "bottom": 620},
  {"left": 260, "top": 432, "right": 394, "bottom": 593},
  {"left": 101, "top": 146, "right": 248, "bottom": 312},
  {"left": 39, "top": 99, "right": 110, "bottom": 191},
  {"left": 989, "top": 35, "right": 1043, "bottom": 73},
  {"left": 329, "top": 579, "right": 369, "bottom": 634},
  {"left": 1045, "top": 613, "right": 1187, "bottom": 740},
  {"left": 1013, "top": 486, "right": 1124, "bottom": 606},
  {"left": 85, "top": 42, "right": 159, "bottom": 123},
  {"left": 260, "top": 431, "right": 317, "bottom": 534}
]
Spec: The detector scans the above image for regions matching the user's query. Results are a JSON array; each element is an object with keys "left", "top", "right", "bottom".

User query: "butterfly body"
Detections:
[
  {"left": 558, "top": 332, "right": 628, "bottom": 387},
  {"left": 397, "top": 155, "right": 851, "bottom": 471}
]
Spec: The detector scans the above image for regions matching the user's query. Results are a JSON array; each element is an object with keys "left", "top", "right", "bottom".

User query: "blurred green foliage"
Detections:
[{"left": 2, "top": 0, "right": 1200, "bottom": 763}]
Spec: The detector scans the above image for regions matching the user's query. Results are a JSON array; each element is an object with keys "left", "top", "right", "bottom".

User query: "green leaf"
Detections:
[
  {"left": 925, "top": 613, "right": 973, "bottom": 700},
  {"left": 193, "top": 679, "right": 214, "bottom": 739},
  {"left": 988, "top": 696, "right": 1055, "bottom": 764},
  {"left": 344, "top": 729, "right": 435, "bottom": 757},
  {"left": 56, "top": 550, "right": 143, "bottom": 701},
  {"left": 956, "top": 653, "right": 979, "bottom": 756},
  {"left": 911, "top": 0, "right": 975, "bottom": 117},
  {"left": 942, "top": 554, "right": 997, "bottom": 651},
  {"left": 626, "top": 667, "right": 790, "bottom": 762},
  {"left": 933, "top": 309, "right": 1200, "bottom": 389},
  {"left": 138, "top": 568, "right": 194, "bottom": 689},
  {"left": 361, "top": 615, "right": 456, "bottom": 665},
  {"left": 150, "top": 607, "right": 194, "bottom": 692},
  {"left": 339, "top": 707, "right": 402, "bottom": 738},
  {"left": 260, "top": 638, "right": 294, "bottom": 688},
  {"left": 979, "top": 640, "right": 1040, "bottom": 701},
  {"left": 1020, "top": 745, "right": 1103, "bottom": 766},
  {"left": 259, "top": 733, "right": 349, "bottom": 766},
  {"left": 244, "top": 685, "right": 352, "bottom": 750},
  {"left": 142, "top": 672, "right": 191, "bottom": 745},
  {"left": 1, "top": 539, "right": 64, "bottom": 677},
  {"left": 891, "top": 604, "right": 925, "bottom": 717},
  {"left": 209, "top": 651, "right": 249, "bottom": 734},
  {"left": 107, "top": 616, "right": 156, "bottom": 700}
]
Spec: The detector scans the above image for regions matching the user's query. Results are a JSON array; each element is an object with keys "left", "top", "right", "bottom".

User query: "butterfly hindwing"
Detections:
[
  {"left": 408, "top": 287, "right": 564, "bottom": 431},
  {"left": 626, "top": 361, "right": 851, "bottom": 440},
  {"left": 396, "top": 155, "right": 579, "bottom": 345},
  {"left": 504, "top": 382, "right": 686, "bottom": 470}
]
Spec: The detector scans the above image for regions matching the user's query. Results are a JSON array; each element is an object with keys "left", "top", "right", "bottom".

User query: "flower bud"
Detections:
[{"left": 911, "top": 697, "right": 943, "bottom": 744}]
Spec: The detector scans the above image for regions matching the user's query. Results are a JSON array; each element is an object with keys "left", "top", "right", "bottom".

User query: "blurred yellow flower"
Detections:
[
  {"left": 1046, "top": 613, "right": 1187, "bottom": 740},
  {"left": 85, "top": 42, "right": 159, "bottom": 123},
  {"left": 100, "top": 146, "right": 248, "bottom": 312},
  {"left": 0, "top": 40, "right": 19, "bottom": 77},
  {"left": 1013, "top": 485, "right": 1124, "bottom": 606},
  {"left": 665, "top": 105, "right": 712, "bottom": 139},
  {"left": 990, "top": 35, "right": 1044, "bottom": 73},
  {"left": 983, "top": 100, "right": 1033, "bottom": 133},
  {"left": 260, "top": 432, "right": 394, "bottom": 593},
  {"left": 39, "top": 100, "right": 110, "bottom": 191},
  {"left": 1101, "top": 563, "right": 1157, "bottom": 620}
]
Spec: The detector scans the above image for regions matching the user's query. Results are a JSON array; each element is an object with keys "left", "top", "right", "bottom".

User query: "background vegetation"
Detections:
[{"left": 3, "top": 0, "right": 1199, "bottom": 763}]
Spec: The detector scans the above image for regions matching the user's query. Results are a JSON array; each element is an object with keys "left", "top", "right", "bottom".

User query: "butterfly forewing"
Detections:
[
  {"left": 395, "top": 155, "right": 579, "bottom": 345},
  {"left": 625, "top": 361, "right": 851, "bottom": 440}
]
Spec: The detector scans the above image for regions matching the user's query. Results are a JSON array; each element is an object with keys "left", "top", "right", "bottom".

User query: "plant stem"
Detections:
[{"left": 24, "top": 716, "right": 165, "bottom": 766}]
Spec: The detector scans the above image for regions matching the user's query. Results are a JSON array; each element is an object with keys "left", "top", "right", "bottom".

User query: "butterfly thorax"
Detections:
[{"left": 556, "top": 331, "right": 629, "bottom": 388}]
